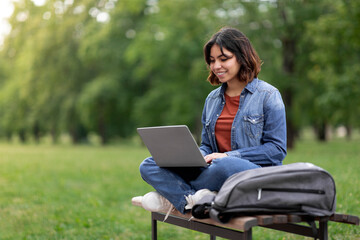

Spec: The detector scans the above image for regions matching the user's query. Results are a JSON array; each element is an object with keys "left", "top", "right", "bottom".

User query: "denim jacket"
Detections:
[{"left": 199, "top": 78, "right": 287, "bottom": 166}]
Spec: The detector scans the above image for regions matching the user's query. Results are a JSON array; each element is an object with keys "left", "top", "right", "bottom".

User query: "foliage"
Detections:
[
  {"left": 0, "top": 0, "right": 359, "bottom": 144},
  {"left": 306, "top": 0, "right": 360, "bottom": 129}
]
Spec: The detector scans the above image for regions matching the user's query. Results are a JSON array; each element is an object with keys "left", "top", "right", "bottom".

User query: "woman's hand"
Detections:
[{"left": 204, "top": 153, "right": 228, "bottom": 164}]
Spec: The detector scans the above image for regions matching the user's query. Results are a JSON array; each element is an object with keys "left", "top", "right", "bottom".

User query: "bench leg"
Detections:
[
  {"left": 210, "top": 235, "right": 216, "bottom": 240},
  {"left": 152, "top": 214, "right": 157, "bottom": 240},
  {"left": 318, "top": 220, "right": 328, "bottom": 240}
]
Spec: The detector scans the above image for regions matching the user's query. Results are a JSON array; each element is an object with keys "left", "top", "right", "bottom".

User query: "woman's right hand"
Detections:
[{"left": 204, "top": 153, "right": 227, "bottom": 164}]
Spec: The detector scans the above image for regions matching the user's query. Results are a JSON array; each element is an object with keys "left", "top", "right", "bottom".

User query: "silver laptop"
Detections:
[{"left": 137, "top": 125, "right": 207, "bottom": 167}]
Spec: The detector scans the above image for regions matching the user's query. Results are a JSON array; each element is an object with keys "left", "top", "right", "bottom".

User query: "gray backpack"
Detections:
[{"left": 193, "top": 163, "right": 336, "bottom": 223}]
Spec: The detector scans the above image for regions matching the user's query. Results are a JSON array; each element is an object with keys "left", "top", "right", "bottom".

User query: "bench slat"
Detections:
[
  {"left": 157, "top": 209, "right": 258, "bottom": 231},
  {"left": 287, "top": 214, "right": 302, "bottom": 223},
  {"left": 256, "top": 215, "right": 273, "bottom": 225},
  {"left": 330, "top": 213, "right": 359, "bottom": 225},
  {"left": 273, "top": 214, "right": 288, "bottom": 224},
  {"left": 131, "top": 196, "right": 258, "bottom": 231},
  {"left": 225, "top": 216, "right": 258, "bottom": 231}
]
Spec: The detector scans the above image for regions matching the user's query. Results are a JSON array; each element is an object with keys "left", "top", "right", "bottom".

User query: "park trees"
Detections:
[
  {"left": 306, "top": 0, "right": 360, "bottom": 140},
  {"left": 0, "top": 0, "right": 112, "bottom": 143},
  {"left": 0, "top": 0, "right": 358, "bottom": 146}
]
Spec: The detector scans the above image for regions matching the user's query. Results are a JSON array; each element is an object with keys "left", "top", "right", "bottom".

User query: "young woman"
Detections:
[{"left": 134, "top": 27, "right": 287, "bottom": 216}]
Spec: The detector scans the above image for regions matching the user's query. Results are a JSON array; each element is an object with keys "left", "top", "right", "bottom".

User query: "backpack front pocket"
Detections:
[{"left": 257, "top": 187, "right": 326, "bottom": 200}]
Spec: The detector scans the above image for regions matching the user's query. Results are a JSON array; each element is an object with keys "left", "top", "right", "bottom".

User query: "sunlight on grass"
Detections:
[{"left": 0, "top": 140, "right": 359, "bottom": 239}]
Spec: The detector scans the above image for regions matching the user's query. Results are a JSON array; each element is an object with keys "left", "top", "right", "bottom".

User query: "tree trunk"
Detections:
[
  {"left": 33, "top": 123, "right": 40, "bottom": 143},
  {"left": 51, "top": 127, "right": 58, "bottom": 144},
  {"left": 279, "top": 4, "right": 298, "bottom": 149},
  {"left": 70, "top": 127, "right": 78, "bottom": 144},
  {"left": 19, "top": 129, "right": 26, "bottom": 143},
  {"left": 70, "top": 125, "right": 87, "bottom": 144},
  {"left": 314, "top": 122, "right": 327, "bottom": 141},
  {"left": 281, "top": 38, "right": 297, "bottom": 149},
  {"left": 6, "top": 132, "right": 11, "bottom": 142},
  {"left": 98, "top": 111, "right": 107, "bottom": 145},
  {"left": 345, "top": 124, "right": 352, "bottom": 140},
  {"left": 283, "top": 88, "right": 297, "bottom": 149}
]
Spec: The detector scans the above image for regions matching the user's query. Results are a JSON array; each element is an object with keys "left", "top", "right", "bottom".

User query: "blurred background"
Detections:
[{"left": 0, "top": 0, "right": 359, "bottom": 149}]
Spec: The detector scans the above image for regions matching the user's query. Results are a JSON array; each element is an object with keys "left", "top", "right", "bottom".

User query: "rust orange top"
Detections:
[{"left": 215, "top": 94, "right": 240, "bottom": 153}]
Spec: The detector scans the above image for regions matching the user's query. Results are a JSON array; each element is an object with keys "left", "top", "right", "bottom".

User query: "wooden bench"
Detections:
[{"left": 132, "top": 198, "right": 359, "bottom": 240}]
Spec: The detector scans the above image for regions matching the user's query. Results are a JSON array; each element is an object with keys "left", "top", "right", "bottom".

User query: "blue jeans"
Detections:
[{"left": 139, "top": 156, "right": 260, "bottom": 214}]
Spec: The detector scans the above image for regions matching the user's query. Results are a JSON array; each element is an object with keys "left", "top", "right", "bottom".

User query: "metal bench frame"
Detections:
[
  {"left": 150, "top": 211, "right": 358, "bottom": 240},
  {"left": 132, "top": 197, "right": 359, "bottom": 239}
]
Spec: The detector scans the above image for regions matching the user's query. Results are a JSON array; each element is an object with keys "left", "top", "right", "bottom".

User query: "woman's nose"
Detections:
[{"left": 212, "top": 61, "right": 221, "bottom": 69}]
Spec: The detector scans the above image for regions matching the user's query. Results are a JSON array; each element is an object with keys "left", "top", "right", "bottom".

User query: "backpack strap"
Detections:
[
  {"left": 191, "top": 195, "right": 215, "bottom": 219},
  {"left": 303, "top": 216, "right": 318, "bottom": 238},
  {"left": 209, "top": 208, "right": 232, "bottom": 223}
]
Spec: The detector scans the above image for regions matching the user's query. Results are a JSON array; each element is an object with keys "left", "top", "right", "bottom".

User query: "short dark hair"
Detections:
[{"left": 203, "top": 27, "right": 262, "bottom": 85}]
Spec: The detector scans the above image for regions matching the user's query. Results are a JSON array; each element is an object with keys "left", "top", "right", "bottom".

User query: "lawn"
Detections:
[{"left": 0, "top": 139, "right": 359, "bottom": 239}]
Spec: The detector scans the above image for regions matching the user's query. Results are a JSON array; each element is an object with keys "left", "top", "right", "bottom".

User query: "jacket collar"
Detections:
[
  {"left": 219, "top": 78, "right": 258, "bottom": 97},
  {"left": 245, "top": 78, "right": 258, "bottom": 94}
]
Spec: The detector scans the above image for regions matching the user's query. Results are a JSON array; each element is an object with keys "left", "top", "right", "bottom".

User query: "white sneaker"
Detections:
[
  {"left": 131, "top": 196, "right": 143, "bottom": 207},
  {"left": 185, "top": 189, "right": 216, "bottom": 210},
  {"left": 141, "top": 191, "right": 174, "bottom": 213}
]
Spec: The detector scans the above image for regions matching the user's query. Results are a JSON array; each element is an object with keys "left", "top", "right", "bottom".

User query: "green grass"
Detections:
[{"left": 0, "top": 139, "right": 359, "bottom": 239}]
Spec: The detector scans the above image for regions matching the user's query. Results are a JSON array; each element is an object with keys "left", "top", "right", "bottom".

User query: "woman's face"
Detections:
[{"left": 209, "top": 44, "right": 241, "bottom": 84}]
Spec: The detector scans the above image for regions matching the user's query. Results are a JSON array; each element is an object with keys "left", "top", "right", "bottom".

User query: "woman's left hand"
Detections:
[{"left": 204, "top": 153, "right": 228, "bottom": 164}]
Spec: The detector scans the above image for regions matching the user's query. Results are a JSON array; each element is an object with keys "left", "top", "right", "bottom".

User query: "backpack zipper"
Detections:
[{"left": 257, "top": 188, "right": 325, "bottom": 200}]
